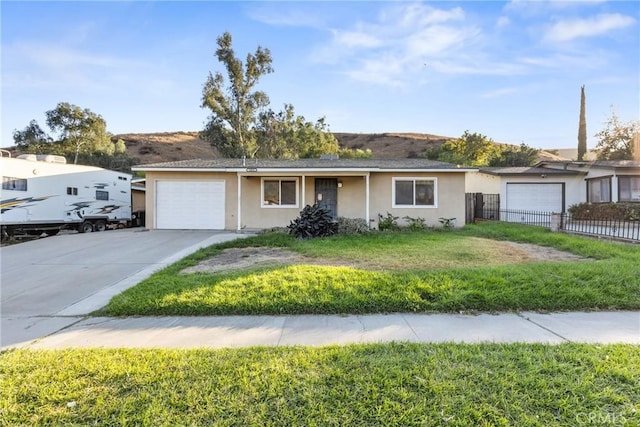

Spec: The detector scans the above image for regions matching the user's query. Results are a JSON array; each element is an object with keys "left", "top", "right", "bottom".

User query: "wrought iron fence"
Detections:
[
  {"left": 467, "top": 193, "right": 640, "bottom": 242},
  {"left": 561, "top": 214, "right": 640, "bottom": 242},
  {"left": 498, "top": 209, "right": 553, "bottom": 227}
]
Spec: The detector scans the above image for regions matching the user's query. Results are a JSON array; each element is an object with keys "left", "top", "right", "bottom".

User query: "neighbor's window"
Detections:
[
  {"left": 67, "top": 187, "right": 78, "bottom": 196},
  {"left": 2, "top": 176, "right": 27, "bottom": 191},
  {"left": 587, "top": 177, "right": 611, "bottom": 203},
  {"left": 393, "top": 178, "right": 437, "bottom": 207},
  {"left": 619, "top": 176, "right": 640, "bottom": 202},
  {"left": 96, "top": 190, "right": 109, "bottom": 201},
  {"left": 262, "top": 178, "right": 298, "bottom": 207}
]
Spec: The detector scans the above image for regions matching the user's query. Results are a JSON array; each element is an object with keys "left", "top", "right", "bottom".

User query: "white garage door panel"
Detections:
[
  {"left": 156, "top": 181, "right": 225, "bottom": 229},
  {"left": 506, "top": 183, "right": 563, "bottom": 213}
]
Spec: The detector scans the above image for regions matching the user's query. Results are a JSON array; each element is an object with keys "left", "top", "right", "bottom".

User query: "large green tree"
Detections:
[
  {"left": 489, "top": 143, "right": 539, "bottom": 167},
  {"left": 12, "top": 120, "right": 52, "bottom": 152},
  {"left": 201, "top": 32, "right": 273, "bottom": 158},
  {"left": 255, "top": 104, "right": 340, "bottom": 159},
  {"left": 577, "top": 85, "right": 587, "bottom": 161},
  {"left": 595, "top": 109, "right": 640, "bottom": 160},
  {"left": 423, "top": 131, "right": 501, "bottom": 166},
  {"left": 45, "top": 102, "right": 112, "bottom": 164},
  {"left": 13, "top": 103, "right": 138, "bottom": 172},
  {"left": 201, "top": 32, "right": 350, "bottom": 160},
  {"left": 423, "top": 131, "right": 538, "bottom": 167}
]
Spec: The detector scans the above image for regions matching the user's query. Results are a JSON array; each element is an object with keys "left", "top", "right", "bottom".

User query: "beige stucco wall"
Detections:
[
  {"left": 132, "top": 189, "right": 145, "bottom": 212},
  {"left": 239, "top": 176, "right": 300, "bottom": 229},
  {"left": 240, "top": 174, "right": 368, "bottom": 229},
  {"left": 466, "top": 172, "right": 501, "bottom": 193},
  {"left": 369, "top": 172, "right": 467, "bottom": 228},
  {"left": 144, "top": 170, "right": 468, "bottom": 230}
]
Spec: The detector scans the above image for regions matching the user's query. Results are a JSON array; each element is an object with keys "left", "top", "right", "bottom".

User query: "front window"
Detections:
[
  {"left": 262, "top": 178, "right": 298, "bottom": 207},
  {"left": 619, "top": 176, "right": 640, "bottom": 202},
  {"left": 587, "top": 177, "right": 611, "bottom": 203},
  {"left": 2, "top": 176, "right": 27, "bottom": 191},
  {"left": 393, "top": 178, "right": 437, "bottom": 207}
]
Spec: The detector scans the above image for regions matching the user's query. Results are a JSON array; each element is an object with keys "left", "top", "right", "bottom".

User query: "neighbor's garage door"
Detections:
[
  {"left": 156, "top": 180, "right": 225, "bottom": 229},
  {"left": 506, "top": 183, "right": 564, "bottom": 213}
]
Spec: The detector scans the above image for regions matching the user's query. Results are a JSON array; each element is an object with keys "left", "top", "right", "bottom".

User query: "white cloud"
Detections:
[
  {"left": 505, "top": 0, "right": 606, "bottom": 15},
  {"left": 405, "top": 25, "right": 479, "bottom": 57},
  {"left": 496, "top": 16, "right": 511, "bottom": 29},
  {"left": 519, "top": 52, "right": 608, "bottom": 69},
  {"left": 344, "top": 54, "right": 407, "bottom": 87},
  {"left": 378, "top": 3, "right": 465, "bottom": 28},
  {"left": 313, "top": 3, "right": 487, "bottom": 87},
  {"left": 247, "top": 5, "right": 328, "bottom": 28},
  {"left": 544, "top": 13, "right": 636, "bottom": 42},
  {"left": 7, "top": 42, "right": 142, "bottom": 71},
  {"left": 481, "top": 87, "right": 518, "bottom": 98},
  {"left": 429, "top": 60, "right": 526, "bottom": 76},
  {"left": 2, "top": 41, "right": 150, "bottom": 93},
  {"left": 332, "top": 30, "right": 382, "bottom": 49}
]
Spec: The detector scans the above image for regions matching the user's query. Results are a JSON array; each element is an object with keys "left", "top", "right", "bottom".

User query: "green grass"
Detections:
[
  {"left": 2, "top": 343, "right": 638, "bottom": 426},
  {"left": 101, "top": 223, "right": 640, "bottom": 315}
]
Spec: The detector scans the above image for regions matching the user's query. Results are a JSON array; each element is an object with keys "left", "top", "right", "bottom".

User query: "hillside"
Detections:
[
  {"left": 4, "top": 131, "right": 564, "bottom": 164},
  {"left": 115, "top": 131, "right": 564, "bottom": 164}
]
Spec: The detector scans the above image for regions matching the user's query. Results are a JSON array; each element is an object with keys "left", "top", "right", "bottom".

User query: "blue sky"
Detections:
[{"left": 2, "top": 1, "right": 639, "bottom": 150}]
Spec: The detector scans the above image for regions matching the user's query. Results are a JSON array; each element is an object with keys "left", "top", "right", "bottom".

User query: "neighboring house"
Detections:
[
  {"left": 132, "top": 158, "right": 477, "bottom": 231},
  {"left": 466, "top": 160, "right": 640, "bottom": 214},
  {"left": 538, "top": 160, "right": 640, "bottom": 205}
]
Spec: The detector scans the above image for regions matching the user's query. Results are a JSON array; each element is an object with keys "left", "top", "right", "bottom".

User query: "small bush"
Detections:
[
  {"left": 288, "top": 204, "right": 337, "bottom": 239},
  {"left": 377, "top": 212, "right": 400, "bottom": 231},
  {"left": 568, "top": 202, "right": 640, "bottom": 221},
  {"left": 439, "top": 217, "right": 457, "bottom": 229},
  {"left": 336, "top": 217, "right": 370, "bottom": 235},
  {"left": 403, "top": 216, "right": 427, "bottom": 231}
]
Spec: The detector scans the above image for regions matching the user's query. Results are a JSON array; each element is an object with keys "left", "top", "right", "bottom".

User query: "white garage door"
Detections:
[
  {"left": 156, "top": 180, "right": 225, "bottom": 229},
  {"left": 506, "top": 183, "right": 564, "bottom": 213}
]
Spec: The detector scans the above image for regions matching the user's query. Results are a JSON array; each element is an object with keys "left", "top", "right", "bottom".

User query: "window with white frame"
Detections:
[
  {"left": 619, "top": 176, "right": 640, "bottom": 202},
  {"left": 2, "top": 176, "right": 27, "bottom": 191},
  {"left": 262, "top": 178, "right": 298, "bottom": 207},
  {"left": 393, "top": 178, "right": 437, "bottom": 207},
  {"left": 587, "top": 177, "right": 611, "bottom": 203}
]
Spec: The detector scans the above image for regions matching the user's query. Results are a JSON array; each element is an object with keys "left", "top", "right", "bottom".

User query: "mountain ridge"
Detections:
[{"left": 113, "top": 131, "right": 565, "bottom": 164}]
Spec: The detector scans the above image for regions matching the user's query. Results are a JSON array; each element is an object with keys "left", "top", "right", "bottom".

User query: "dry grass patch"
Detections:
[{"left": 181, "top": 237, "right": 589, "bottom": 274}]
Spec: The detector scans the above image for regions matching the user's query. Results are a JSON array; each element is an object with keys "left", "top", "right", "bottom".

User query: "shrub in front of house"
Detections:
[
  {"left": 377, "top": 212, "right": 400, "bottom": 231},
  {"left": 288, "top": 204, "right": 338, "bottom": 238},
  {"left": 568, "top": 202, "right": 640, "bottom": 221},
  {"left": 336, "top": 217, "right": 370, "bottom": 235},
  {"left": 403, "top": 216, "right": 428, "bottom": 231}
]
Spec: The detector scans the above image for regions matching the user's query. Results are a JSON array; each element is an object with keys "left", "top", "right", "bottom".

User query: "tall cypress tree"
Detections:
[{"left": 577, "top": 85, "right": 587, "bottom": 161}]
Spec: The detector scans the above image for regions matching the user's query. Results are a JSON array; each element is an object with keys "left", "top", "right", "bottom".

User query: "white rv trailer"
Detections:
[{"left": 1, "top": 153, "right": 132, "bottom": 239}]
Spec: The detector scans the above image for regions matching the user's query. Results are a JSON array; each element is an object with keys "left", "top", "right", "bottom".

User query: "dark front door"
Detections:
[{"left": 315, "top": 178, "right": 338, "bottom": 218}]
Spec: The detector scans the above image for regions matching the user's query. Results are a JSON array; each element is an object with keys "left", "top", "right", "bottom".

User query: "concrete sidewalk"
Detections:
[{"left": 22, "top": 311, "right": 640, "bottom": 349}]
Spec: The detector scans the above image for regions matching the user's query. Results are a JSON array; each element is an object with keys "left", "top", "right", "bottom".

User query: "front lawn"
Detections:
[
  {"left": 101, "top": 223, "right": 640, "bottom": 315},
  {"left": 2, "top": 343, "right": 638, "bottom": 426}
]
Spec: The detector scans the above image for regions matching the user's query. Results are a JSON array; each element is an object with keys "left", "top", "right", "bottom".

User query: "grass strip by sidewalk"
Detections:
[
  {"left": 101, "top": 223, "right": 640, "bottom": 316},
  {"left": 2, "top": 343, "right": 638, "bottom": 426}
]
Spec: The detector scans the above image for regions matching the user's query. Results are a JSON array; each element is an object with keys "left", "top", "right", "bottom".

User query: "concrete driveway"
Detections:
[{"left": 1, "top": 228, "right": 245, "bottom": 348}]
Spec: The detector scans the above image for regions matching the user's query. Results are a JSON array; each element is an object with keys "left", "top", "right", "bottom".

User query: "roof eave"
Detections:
[{"left": 133, "top": 166, "right": 478, "bottom": 173}]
